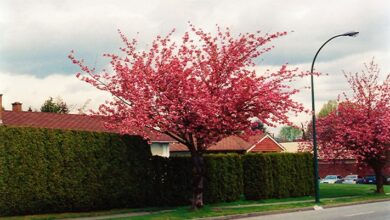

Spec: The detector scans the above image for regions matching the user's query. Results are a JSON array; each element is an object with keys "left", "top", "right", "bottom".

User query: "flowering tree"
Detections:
[
  {"left": 302, "top": 60, "right": 389, "bottom": 193},
  {"left": 301, "top": 101, "right": 338, "bottom": 141},
  {"left": 69, "top": 24, "right": 309, "bottom": 208}
]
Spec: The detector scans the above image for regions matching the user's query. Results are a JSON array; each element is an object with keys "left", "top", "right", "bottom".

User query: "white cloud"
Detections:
[
  {"left": 257, "top": 50, "right": 390, "bottom": 135},
  {"left": 0, "top": 72, "right": 110, "bottom": 112},
  {"left": 0, "top": 0, "right": 389, "bottom": 136},
  {"left": 1, "top": 49, "right": 387, "bottom": 136},
  {"left": 1, "top": 0, "right": 389, "bottom": 75}
]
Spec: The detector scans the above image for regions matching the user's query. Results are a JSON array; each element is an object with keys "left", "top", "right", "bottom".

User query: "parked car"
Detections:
[
  {"left": 361, "top": 175, "right": 390, "bottom": 184},
  {"left": 356, "top": 177, "right": 365, "bottom": 184},
  {"left": 320, "top": 175, "right": 343, "bottom": 184},
  {"left": 342, "top": 174, "right": 362, "bottom": 184},
  {"left": 362, "top": 175, "right": 376, "bottom": 184}
]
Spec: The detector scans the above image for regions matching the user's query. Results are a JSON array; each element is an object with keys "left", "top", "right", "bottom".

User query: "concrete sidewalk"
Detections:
[
  {"left": 60, "top": 197, "right": 390, "bottom": 220},
  {"left": 215, "top": 196, "right": 357, "bottom": 209},
  {"left": 198, "top": 198, "right": 390, "bottom": 220},
  {"left": 59, "top": 197, "right": 355, "bottom": 220}
]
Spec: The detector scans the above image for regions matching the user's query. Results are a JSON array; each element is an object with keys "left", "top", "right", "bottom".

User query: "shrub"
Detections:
[
  {"left": 203, "top": 154, "right": 243, "bottom": 203},
  {"left": 243, "top": 153, "right": 314, "bottom": 200},
  {"left": 150, "top": 154, "right": 243, "bottom": 206},
  {"left": 0, "top": 125, "right": 314, "bottom": 216},
  {"left": 0, "top": 126, "right": 153, "bottom": 216}
]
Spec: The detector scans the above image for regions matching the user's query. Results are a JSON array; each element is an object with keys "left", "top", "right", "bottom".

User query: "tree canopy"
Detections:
[
  {"left": 278, "top": 126, "right": 302, "bottom": 142},
  {"left": 318, "top": 100, "right": 338, "bottom": 118},
  {"left": 40, "top": 97, "right": 69, "bottom": 114},
  {"left": 301, "top": 60, "right": 389, "bottom": 194},
  {"left": 70, "top": 24, "right": 310, "bottom": 208}
]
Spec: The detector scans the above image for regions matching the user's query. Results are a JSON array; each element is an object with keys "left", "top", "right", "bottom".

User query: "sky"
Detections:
[{"left": 0, "top": 0, "right": 389, "bottom": 135}]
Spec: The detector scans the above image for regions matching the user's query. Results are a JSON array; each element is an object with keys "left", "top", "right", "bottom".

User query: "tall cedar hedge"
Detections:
[
  {"left": 0, "top": 126, "right": 153, "bottom": 215},
  {"left": 243, "top": 153, "right": 314, "bottom": 200},
  {"left": 150, "top": 154, "right": 243, "bottom": 206},
  {"left": 0, "top": 127, "right": 243, "bottom": 215},
  {"left": 0, "top": 126, "right": 314, "bottom": 216}
]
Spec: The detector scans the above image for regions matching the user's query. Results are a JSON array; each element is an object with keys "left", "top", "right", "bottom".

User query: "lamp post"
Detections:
[{"left": 311, "top": 31, "right": 359, "bottom": 203}]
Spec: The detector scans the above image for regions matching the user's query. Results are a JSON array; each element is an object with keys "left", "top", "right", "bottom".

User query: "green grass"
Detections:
[
  {"left": 0, "top": 208, "right": 161, "bottom": 220},
  {"left": 1, "top": 184, "right": 389, "bottom": 220},
  {"left": 320, "top": 183, "right": 383, "bottom": 197},
  {"left": 124, "top": 203, "right": 315, "bottom": 220}
]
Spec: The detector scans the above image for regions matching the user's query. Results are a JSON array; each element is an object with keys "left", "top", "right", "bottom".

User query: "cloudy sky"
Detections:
[{"left": 1, "top": 0, "right": 389, "bottom": 134}]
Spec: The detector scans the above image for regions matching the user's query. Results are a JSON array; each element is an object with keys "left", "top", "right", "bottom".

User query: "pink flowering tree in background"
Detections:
[
  {"left": 301, "top": 60, "right": 389, "bottom": 194},
  {"left": 69, "top": 24, "right": 310, "bottom": 209}
]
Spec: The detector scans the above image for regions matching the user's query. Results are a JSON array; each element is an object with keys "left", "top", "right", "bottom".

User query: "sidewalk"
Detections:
[
  {"left": 199, "top": 198, "right": 390, "bottom": 220},
  {"left": 215, "top": 196, "right": 357, "bottom": 209},
  {"left": 60, "top": 196, "right": 390, "bottom": 220}
]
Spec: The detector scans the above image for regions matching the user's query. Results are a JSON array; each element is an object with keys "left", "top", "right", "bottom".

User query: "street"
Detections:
[{"left": 240, "top": 201, "right": 390, "bottom": 220}]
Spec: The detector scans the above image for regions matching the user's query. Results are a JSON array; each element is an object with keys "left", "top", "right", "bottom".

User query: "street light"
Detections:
[{"left": 311, "top": 31, "right": 359, "bottom": 203}]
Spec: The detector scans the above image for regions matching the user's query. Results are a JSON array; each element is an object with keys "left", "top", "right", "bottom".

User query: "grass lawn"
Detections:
[
  {"left": 1, "top": 184, "right": 389, "bottom": 220},
  {"left": 320, "top": 183, "right": 382, "bottom": 197}
]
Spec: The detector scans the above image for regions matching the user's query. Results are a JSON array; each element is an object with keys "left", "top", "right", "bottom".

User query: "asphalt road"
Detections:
[{"left": 240, "top": 201, "right": 390, "bottom": 220}]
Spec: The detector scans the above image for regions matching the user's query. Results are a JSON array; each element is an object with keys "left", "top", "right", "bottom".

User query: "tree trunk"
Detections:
[
  {"left": 373, "top": 164, "right": 384, "bottom": 194},
  {"left": 190, "top": 151, "right": 205, "bottom": 210}
]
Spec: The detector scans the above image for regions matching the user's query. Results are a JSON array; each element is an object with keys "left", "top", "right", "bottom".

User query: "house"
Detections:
[
  {"left": 0, "top": 94, "right": 173, "bottom": 157},
  {"left": 0, "top": 94, "right": 285, "bottom": 158},
  {"left": 279, "top": 141, "right": 301, "bottom": 153},
  {"left": 170, "top": 132, "right": 285, "bottom": 156}
]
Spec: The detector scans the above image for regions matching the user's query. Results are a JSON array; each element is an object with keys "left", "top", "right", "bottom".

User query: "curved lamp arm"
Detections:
[{"left": 311, "top": 32, "right": 359, "bottom": 73}]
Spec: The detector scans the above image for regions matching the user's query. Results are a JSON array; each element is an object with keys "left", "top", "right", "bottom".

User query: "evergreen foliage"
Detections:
[
  {"left": 278, "top": 126, "right": 302, "bottom": 142},
  {"left": 0, "top": 127, "right": 314, "bottom": 216},
  {"left": 243, "top": 153, "right": 314, "bottom": 200},
  {"left": 40, "top": 97, "right": 69, "bottom": 114},
  {"left": 0, "top": 126, "right": 153, "bottom": 215},
  {"left": 149, "top": 154, "right": 243, "bottom": 206}
]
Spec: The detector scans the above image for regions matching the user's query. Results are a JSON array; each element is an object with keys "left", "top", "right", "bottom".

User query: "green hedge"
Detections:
[
  {"left": 148, "top": 156, "right": 191, "bottom": 206},
  {"left": 0, "top": 126, "right": 314, "bottom": 216},
  {"left": 243, "top": 153, "right": 314, "bottom": 200},
  {"left": 0, "top": 126, "right": 153, "bottom": 216},
  {"left": 0, "top": 127, "right": 244, "bottom": 215},
  {"left": 204, "top": 154, "right": 243, "bottom": 203},
  {"left": 150, "top": 154, "right": 243, "bottom": 206}
]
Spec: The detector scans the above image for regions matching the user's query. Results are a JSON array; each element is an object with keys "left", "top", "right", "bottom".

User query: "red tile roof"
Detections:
[
  {"left": 249, "top": 137, "right": 283, "bottom": 152},
  {"left": 170, "top": 133, "right": 284, "bottom": 153},
  {"left": 2, "top": 111, "right": 173, "bottom": 142}
]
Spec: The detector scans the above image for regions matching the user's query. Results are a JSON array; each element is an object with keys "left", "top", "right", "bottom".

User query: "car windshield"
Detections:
[
  {"left": 324, "top": 175, "right": 337, "bottom": 179},
  {"left": 345, "top": 175, "right": 357, "bottom": 179}
]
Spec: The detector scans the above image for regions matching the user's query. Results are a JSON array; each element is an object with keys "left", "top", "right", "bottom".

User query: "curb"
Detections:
[
  {"left": 322, "top": 198, "right": 390, "bottom": 209},
  {"left": 197, "top": 207, "right": 315, "bottom": 220},
  {"left": 196, "top": 198, "right": 390, "bottom": 220},
  {"left": 216, "top": 196, "right": 357, "bottom": 209},
  {"left": 59, "top": 198, "right": 390, "bottom": 220}
]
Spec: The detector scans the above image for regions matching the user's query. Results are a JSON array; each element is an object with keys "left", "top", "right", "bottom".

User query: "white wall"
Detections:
[{"left": 150, "top": 142, "right": 170, "bottom": 157}]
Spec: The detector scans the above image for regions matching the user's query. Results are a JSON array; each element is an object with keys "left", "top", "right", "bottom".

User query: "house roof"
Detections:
[
  {"left": 170, "top": 133, "right": 285, "bottom": 153},
  {"left": 248, "top": 136, "right": 286, "bottom": 152},
  {"left": 1, "top": 110, "right": 173, "bottom": 142}
]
